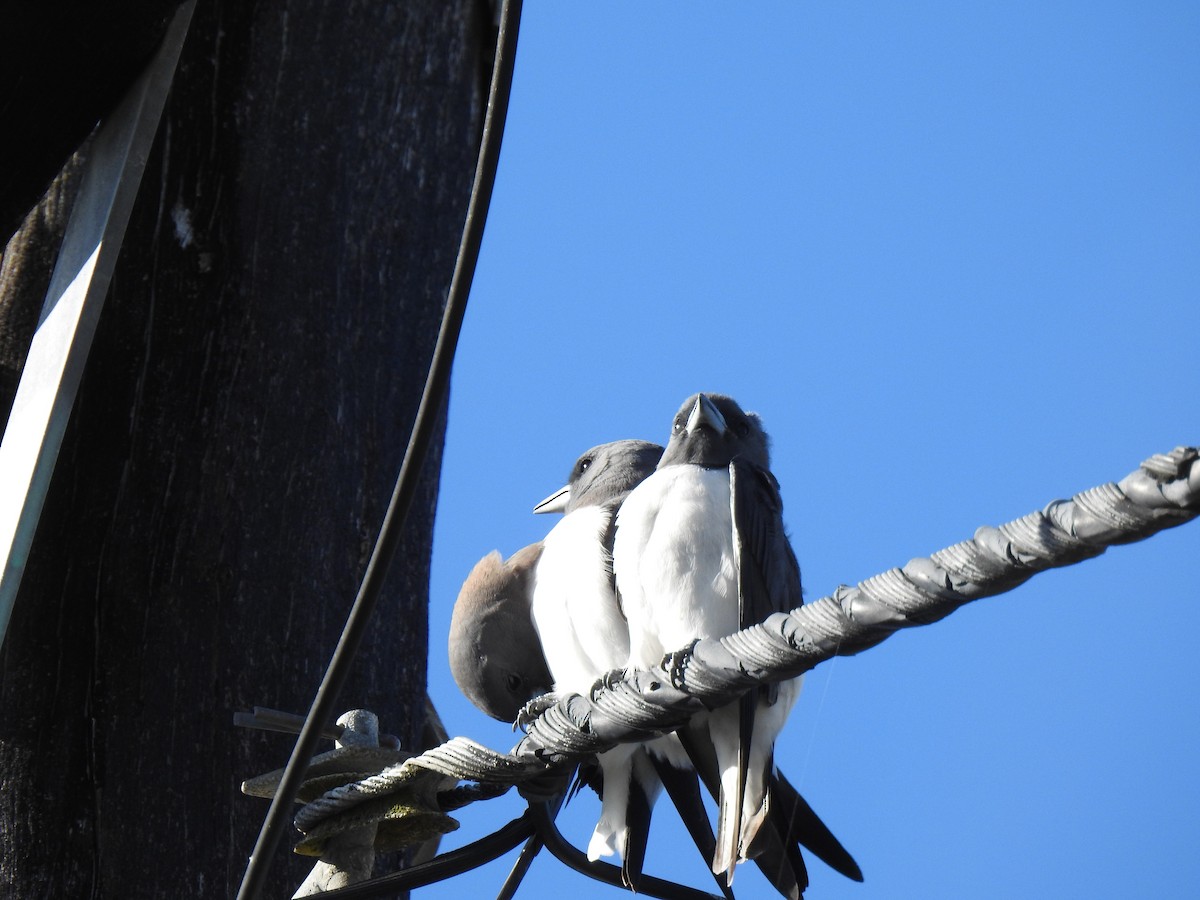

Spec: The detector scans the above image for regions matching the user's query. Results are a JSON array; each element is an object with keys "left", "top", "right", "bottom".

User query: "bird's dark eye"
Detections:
[
  {"left": 672, "top": 419, "right": 684, "bottom": 434},
  {"left": 735, "top": 420, "right": 750, "bottom": 437},
  {"left": 505, "top": 673, "right": 522, "bottom": 693}
]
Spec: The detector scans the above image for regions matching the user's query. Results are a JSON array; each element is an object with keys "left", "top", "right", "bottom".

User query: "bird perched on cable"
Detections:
[
  {"left": 450, "top": 440, "right": 717, "bottom": 893},
  {"left": 529, "top": 438, "right": 666, "bottom": 888},
  {"left": 615, "top": 392, "right": 804, "bottom": 885},
  {"left": 528, "top": 437, "right": 861, "bottom": 899},
  {"left": 449, "top": 543, "right": 554, "bottom": 723},
  {"left": 452, "top": 430, "right": 861, "bottom": 897},
  {"left": 447, "top": 439, "right": 660, "bottom": 723}
]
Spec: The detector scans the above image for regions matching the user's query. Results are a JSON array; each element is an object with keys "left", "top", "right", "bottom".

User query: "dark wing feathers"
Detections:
[
  {"left": 727, "top": 459, "right": 863, "bottom": 889},
  {"left": 730, "top": 459, "right": 802, "bottom": 629}
]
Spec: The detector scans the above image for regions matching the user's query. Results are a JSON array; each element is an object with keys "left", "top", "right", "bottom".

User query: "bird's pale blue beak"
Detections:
[
  {"left": 533, "top": 486, "right": 570, "bottom": 514},
  {"left": 687, "top": 393, "right": 727, "bottom": 434}
]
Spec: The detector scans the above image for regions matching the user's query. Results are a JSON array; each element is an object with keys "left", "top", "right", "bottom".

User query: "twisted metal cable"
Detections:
[{"left": 299, "top": 445, "right": 1197, "bottom": 831}]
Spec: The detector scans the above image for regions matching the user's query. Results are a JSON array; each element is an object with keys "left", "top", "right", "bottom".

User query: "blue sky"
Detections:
[{"left": 421, "top": 3, "right": 1198, "bottom": 898}]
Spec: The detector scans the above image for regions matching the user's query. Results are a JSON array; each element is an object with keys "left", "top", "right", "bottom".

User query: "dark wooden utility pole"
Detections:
[{"left": 0, "top": 1, "right": 490, "bottom": 895}]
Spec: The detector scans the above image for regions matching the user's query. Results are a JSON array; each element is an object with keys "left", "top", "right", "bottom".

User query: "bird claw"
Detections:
[
  {"left": 665, "top": 641, "right": 700, "bottom": 690},
  {"left": 593, "top": 668, "right": 629, "bottom": 695},
  {"left": 515, "top": 692, "right": 562, "bottom": 732}
]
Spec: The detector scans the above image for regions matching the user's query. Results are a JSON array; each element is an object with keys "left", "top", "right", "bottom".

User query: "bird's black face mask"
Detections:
[{"left": 661, "top": 392, "right": 769, "bottom": 470}]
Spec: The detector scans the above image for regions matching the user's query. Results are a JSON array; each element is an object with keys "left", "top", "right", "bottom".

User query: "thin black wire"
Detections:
[
  {"left": 495, "top": 834, "right": 544, "bottom": 900},
  {"left": 528, "top": 803, "right": 727, "bottom": 900},
  {"left": 314, "top": 811, "right": 537, "bottom": 899},
  {"left": 494, "top": 789, "right": 566, "bottom": 899},
  {"left": 234, "top": 1, "right": 524, "bottom": 897}
]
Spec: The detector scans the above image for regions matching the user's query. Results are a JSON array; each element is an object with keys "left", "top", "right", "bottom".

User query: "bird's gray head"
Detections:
[
  {"left": 658, "top": 392, "right": 770, "bottom": 469},
  {"left": 534, "top": 439, "right": 664, "bottom": 514},
  {"left": 448, "top": 544, "right": 554, "bottom": 722}
]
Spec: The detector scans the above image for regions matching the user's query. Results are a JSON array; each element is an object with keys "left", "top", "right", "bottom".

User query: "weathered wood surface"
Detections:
[{"left": 0, "top": 1, "right": 489, "bottom": 894}]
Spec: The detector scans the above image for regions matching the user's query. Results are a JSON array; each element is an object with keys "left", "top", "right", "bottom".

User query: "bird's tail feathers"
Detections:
[
  {"left": 771, "top": 768, "right": 863, "bottom": 882},
  {"left": 620, "top": 760, "right": 657, "bottom": 890},
  {"left": 650, "top": 753, "right": 736, "bottom": 900},
  {"left": 677, "top": 725, "right": 807, "bottom": 899},
  {"left": 742, "top": 789, "right": 772, "bottom": 860},
  {"left": 712, "top": 747, "right": 744, "bottom": 881},
  {"left": 586, "top": 826, "right": 620, "bottom": 864},
  {"left": 586, "top": 745, "right": 636, "bottom": 862}
]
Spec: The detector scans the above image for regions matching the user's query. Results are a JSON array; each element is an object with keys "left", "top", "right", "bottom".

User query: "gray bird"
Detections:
[
  {"left": 530, "top": 439, "right": 665, "bottom": 888},
  {"left": 449, "top": 543, "right": 554, "bottom": 723},
  {"left": 615, "top": 392, "right": 803, "bottom": 885}
]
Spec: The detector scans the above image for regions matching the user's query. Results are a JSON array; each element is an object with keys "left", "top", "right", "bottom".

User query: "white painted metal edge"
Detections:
[{"left": 0, "top": 0, "right": 197, "bottom": 644}]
